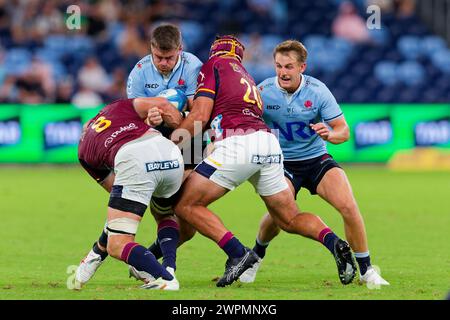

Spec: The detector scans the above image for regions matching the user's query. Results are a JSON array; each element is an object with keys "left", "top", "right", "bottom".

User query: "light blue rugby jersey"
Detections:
[
  {"left": 259, "top": 74, "right": 343, "bottom": 160},
  {"left": 126, "top": 51, "right": 202, "bottom": 98}
]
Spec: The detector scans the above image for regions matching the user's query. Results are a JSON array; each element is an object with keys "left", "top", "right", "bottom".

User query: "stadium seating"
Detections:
[{"left": 0, "top": 0, "right": 448, "bottom": 103}]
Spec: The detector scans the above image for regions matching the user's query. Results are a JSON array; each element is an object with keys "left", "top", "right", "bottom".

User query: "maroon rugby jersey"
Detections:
[
  {"left": 78, "top": 99, "right": 152, "bottom": 182},
  {"left": 194, "top": 56, "right": 268, "bottom": 139}
]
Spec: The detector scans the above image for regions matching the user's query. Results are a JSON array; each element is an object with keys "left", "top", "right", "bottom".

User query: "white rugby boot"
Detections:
[
  {"left": 239, "top": 258, "right": 262, "bottom": 283},
  {"left": 360, "top": 266, "right": 390, "bottom": 287},
  {"left": 141, "top": 267, "right": 179, "bottom": 291},
  {"left": 74, "top": 249, "right": 104, "bottom": 290},
  {"left": 129, "top": 265, "right": 155, "bottom": 283}
]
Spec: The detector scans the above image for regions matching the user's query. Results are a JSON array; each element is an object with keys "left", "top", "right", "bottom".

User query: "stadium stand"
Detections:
[{"left": 0, "top": 0, "right": 448, "bottom": 104}]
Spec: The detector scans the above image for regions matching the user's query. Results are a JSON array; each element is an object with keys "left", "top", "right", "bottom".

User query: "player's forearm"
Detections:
[
  {"left": 171, "top": 110, "right": 207, "bottom": 144},
  {"left": 327, "top": 127, "right": 349, "bottom": 144}
]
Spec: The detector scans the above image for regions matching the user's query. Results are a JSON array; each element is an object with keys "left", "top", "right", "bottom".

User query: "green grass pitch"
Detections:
[{"left": 1, "top": 165, "right": 449, "bottom": 300}]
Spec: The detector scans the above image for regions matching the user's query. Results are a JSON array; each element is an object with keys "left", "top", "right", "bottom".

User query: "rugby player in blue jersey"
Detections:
[
  {"left": 75, "top": 24, "right": 202, "bottom": 288},
  {"left": 240, "top": 40, "right": 389, "bottom": 286}
]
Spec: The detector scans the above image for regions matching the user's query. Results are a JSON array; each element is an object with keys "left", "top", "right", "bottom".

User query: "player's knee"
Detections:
[
  {"left": 336, "top": 201, "right": 359, "bottom": 219},
  {"left": 174, "top": 201, "right": 190, "bottom": 218},
  {"left": 105, "top": 218, "right": 139, "bottom": 259}
]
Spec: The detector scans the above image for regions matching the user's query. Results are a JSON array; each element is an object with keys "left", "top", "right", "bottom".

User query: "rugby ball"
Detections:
[{"left": 157, "top": 88, "right": 187, "bottom": 111}]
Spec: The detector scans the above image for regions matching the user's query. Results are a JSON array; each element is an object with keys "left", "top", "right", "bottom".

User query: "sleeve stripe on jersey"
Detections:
[
  {"left": 194, "top": 91, "right": 215, "bottom": 99},
  {"left": 196, "top": 88, "right": 216, "bottom": 95},
  {"left": 324, "top": 112, "right": 343, "bottom": 122}
]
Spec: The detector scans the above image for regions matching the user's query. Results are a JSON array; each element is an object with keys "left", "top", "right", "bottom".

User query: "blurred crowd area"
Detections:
[{"left": 0, "top": 0, "right": 449, "bottom": 107}]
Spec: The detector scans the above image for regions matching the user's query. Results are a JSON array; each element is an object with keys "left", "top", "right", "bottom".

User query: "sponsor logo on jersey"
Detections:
[
  {"left": 145, "top": 83, "right": 159, "bottom": 89},
  {"left": 272, "top": 120, "right": 316, "bottom": 140},
  {"left": 267, "top": 104, "right": 281, "bottom": 110},
  {"left": 242, "top": 108, "right": 261, "bottom": 119},
  {"left": 251, "top": 154, "right": 281, "bottom": 164},
  {"left": 104, "top": 123, "right": 138, "bottom": 147},
  {"left": 145, "top": 160, "right": 180, "bottom": 172}
]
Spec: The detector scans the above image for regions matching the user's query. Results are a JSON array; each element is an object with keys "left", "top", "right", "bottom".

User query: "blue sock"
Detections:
[
  {"left": 219, "top": 232, "right": 245, "bottom": 258},
  {"left": 252, "top": 238, "right": 269, "bottom": 259},
  {"left": 147, "top": 239, "right": 163, "bottom": 260},
  {"left": 121, "top": 243, "right": 173, "bottom": 280},
  {"left": 157, "top": 220, "right": 180, "bottom": 270},
  {"left": 322, "top": 232, "right": 339, "bottom": 255},
  {"left": 355, "top": 252, "right": 371, "bottom": 275}
]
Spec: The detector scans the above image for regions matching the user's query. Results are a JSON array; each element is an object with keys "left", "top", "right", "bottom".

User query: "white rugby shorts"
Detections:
[
  {"left": 195, "top": 131, "right": 288, "bottom": 196},
  {"left": 112, "top": 133, "right": 184, "bottom": 205}
]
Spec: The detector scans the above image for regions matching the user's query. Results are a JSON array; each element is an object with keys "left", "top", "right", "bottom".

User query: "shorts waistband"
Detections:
[{"left": 121, "top": 129, "right": 162, "bottom": 148}]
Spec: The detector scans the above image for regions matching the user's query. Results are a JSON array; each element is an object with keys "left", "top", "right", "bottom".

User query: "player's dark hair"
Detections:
[
  {"left": 273, "top": 40, "right": 308, "bottom": 64},
  {"left": 150, "top": 24, "right": 182, "bottom": 51}
]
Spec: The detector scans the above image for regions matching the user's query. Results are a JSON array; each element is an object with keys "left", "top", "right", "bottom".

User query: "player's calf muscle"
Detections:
[{"left": 106, "top": 235, "right": 134, "bottom": 258}]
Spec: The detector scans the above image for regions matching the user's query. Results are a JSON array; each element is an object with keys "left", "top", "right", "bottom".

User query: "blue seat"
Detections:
[
  {"left": 4, "top": 48, "right": 32, "bottom": 75},
  {"left": 316, "top": 48, "right": 347, "bottom": 72},
  {"left": 368, "top": 26, "right": 390, "bottom": 46},
  {"left": 50, "top": 61, "right": 67, "bottom": 82},
  {"left": 422, "top": 36, "right": 447, "bottom": 58},
  {"left": 34, "top": 48, "right": 60, "bottom": 63},
  {"left": 397, "top": 36, "right": 421, "bottom": 60},
  {"left": 67, "top": 35, "right": 94, "bottom": 53},
  {"left": 304, "top": 35, "right": 327, "bottom": 52},
  {"left": 431, "top": 49, "right": 450, "bottom": 73},
  {"left": 261, "top": 35, "right": 283, "bottom": 53},
  {"left": 179, "top": 21, "right": 204, "bottom": 51},
  {"left": 44, "top": 35, "right": 69, "bottom": 58},
  {"left": 397, "top": 61, "right": 425, "bottom": 86},
  {"left": 328, "top": 37, "right": 353, "bottom": 57},
  {"left": 374, "top": 61, "right": 398, "bottom": 85}
]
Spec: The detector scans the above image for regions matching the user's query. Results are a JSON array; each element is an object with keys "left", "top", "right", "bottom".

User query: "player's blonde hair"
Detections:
[{"left": 273, "top": 40, "right": 308, "bottom": 64}]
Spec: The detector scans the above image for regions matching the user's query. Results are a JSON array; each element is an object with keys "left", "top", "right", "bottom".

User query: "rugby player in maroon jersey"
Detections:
[
  {"left": 171, "top": 35, "right": 357, "bottom": 287},
  {"left": 75, "top": 97, "right": 185, "bottom": 290}
]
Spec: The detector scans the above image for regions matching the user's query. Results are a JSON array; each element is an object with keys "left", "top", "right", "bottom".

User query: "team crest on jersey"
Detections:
[
  {"left": 229, "top": 62, "right": 241, "bottom": 73},
  {"left": 304, "top": 100, "right": 313, "bottom": 108}
]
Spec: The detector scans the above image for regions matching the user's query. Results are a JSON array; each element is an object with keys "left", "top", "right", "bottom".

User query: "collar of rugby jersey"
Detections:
[
  {"left": 275, "top": 73, "right": 305, "bottom": 104},
  {"left": 150, "top": 53, "right": 182, "bottom": 82}
]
